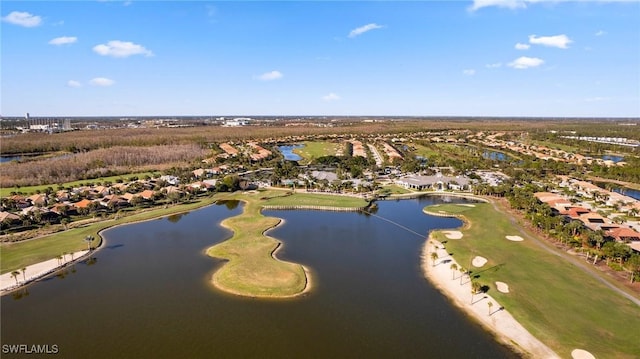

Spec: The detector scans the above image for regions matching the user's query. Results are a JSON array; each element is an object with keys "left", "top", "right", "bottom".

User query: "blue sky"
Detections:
[{"left": 2, "top": 0, "right": 639, "bottom": 117}]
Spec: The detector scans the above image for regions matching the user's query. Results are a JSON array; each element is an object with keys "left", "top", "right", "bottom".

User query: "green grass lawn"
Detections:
[
  {"left": 264, "top": 192, "right": 368, "bottom": 208},
  {"left": 1, "top": 195, "right": 218, "bottom": 274},
  {"left": 206, "top": 190, "right": 309, "bottom": 297},
  {"left": 412, "top": 143, "right": 440, "bottom": 158},
  {"left": 293, "top": 141, "right": 341, "bottom": 163},
  {"left": 1, "top": 171, "right": 160, "bottom": 197},
  {"left": 425, "top": 203, "right": 640, "bottom": 359},
  {"left": 380, "top": 184, "right": 413, "bottom": 195}
]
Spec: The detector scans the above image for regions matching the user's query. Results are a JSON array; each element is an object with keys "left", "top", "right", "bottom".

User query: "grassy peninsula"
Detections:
[
  {"left": 424, "top": 202, "right": 640, "bottom": 358},
  {"left": 206, "top": 190, "right": 368, "bottom": 297}
]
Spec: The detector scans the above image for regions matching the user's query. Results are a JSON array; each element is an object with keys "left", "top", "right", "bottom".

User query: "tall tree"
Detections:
[
  {"left": 450, "top": 263, "right": 458, "bottom": 280},
  {"left": 11, "top": 270, "right": 20, "bottom": 284}
]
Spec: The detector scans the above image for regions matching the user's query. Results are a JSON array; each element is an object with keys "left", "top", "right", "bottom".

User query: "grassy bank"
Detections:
[
  {"left": 1, "top": 195, "right": 218, "bottom": 274},
  {"left": 206, "top": 190, "right": 367, "bottom": 297},
  {"left": 206, "top": 190, "right": 307, "bottom": 297},
  {"left": 293, "top": 141, "right": 341, "bottom": 163},
  {"left": 424, "top": 203, "right": 640, "bottom": 359}
]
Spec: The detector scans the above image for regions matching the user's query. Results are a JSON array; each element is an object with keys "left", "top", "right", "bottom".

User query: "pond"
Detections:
[
  {"left": 1, "top": 197, "right": 518, "bottom": 358},
  {"left": 278, "top": 144, "right": 304, "bottom": 161},
  {"left": 0, "top": 156, "right": 22, "bottom": 163},
  {"left": 612, "top": 187, "right": 640, "bottom": 201},
  {"left": 482, "top": 150, "right": 510, "bottom": 161},
  {"left": 601, "top": 155, "right": 624, "bottom": 163}
]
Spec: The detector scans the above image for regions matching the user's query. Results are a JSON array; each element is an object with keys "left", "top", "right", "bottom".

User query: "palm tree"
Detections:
[
  {"left": 11, "top": 270, "right": 20, "bottom": 284},
  {"left": 488, "top": 301, "right": 494, "bottom": 315},
  {"left": 470, "top": 280, "right": 481, "bottom": 304},
  {"left": 450, "top": 263, "right": 458, "bottom": 280},
  {"left": 56, "top": 255, "right": 63, "bottom": 266},
  {"left": 21, "top": 267, "right": 26, "bottom": 281},
  {"left": 430, "top": 252, "right": 439, "bottom": 267},
  {"left": 84, "top": 235, "right": 95, "bottom": 251},
  {"left": 459, "top": 267, "right": 466, "bottom": 285}
]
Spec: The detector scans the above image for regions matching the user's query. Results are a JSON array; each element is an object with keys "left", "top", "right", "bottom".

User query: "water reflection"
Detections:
[
  {"left": 1, "top": 198, "right": 517, "bottom": 358},
  {"left": 278, "top": 144, "right": 304, "bottom": 161}
]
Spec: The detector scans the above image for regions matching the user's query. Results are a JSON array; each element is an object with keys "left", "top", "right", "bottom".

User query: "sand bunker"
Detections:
[
  {"left": 459, "top": 204, "right": 476, "bottom": 207},
  {"left": 443, "top": 231, "right": 463, "bottom": 239},
  {"left": 495, "top": 281, "right": 510, "bottom": 293},
  {"left": 472, "top": 256, "right": 487, "bottom": 267},
  {"left": 571, "top": 349, "right": 595, "bottom": 359},
  {"left": 506, "top": 235, "right": 524, "bottom": 242}
]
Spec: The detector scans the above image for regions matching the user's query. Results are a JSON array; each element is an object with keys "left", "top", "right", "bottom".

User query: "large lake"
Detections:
[{"left": 1, "top": 197, "right": 518, "bottom": 358}]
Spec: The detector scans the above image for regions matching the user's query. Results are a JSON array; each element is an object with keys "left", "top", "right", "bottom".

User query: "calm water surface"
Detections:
[
  {"left": 278, "top": 144, "right": 304, "bottom": 161},
  {"left": 1, "top": 198, "right": 518, "bottom": 358},
  {"left": 482, "top": 150, "right": 510, "bottom": 161}
]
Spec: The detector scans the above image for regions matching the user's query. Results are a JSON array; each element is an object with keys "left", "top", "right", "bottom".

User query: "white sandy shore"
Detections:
[
  {"left": 1, "top": 250, "right": 90, "bottom": 294},
  {"left": 422, "top": 237, "right": 559, "bottom": 359}
]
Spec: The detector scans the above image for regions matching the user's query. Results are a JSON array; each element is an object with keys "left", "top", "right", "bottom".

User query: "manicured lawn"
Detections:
[
  {"left": 1, "top": 196, "right": 218, "bottom": 274},
  {"left": 412, "top": 143, "right": 440, "bottom": 158},
  {"left": 206, "top": 190, "right": 308, "bottom": 297},
  {"left": 293, "top": 141, "right": 341, "bottom": 163},
  {"left": 380, "top": 184, "right": 413, "bottom": 195},
  {"left": 264, "top": 192, "right": 368, "bottom": 208},
  {"left": 424, "top": 203, "right": 640, "bottom": 359},
  {"left": 1, "top": 171, "right": 160, "bottom": 197}
]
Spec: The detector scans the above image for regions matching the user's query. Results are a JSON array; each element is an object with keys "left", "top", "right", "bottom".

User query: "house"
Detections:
[
  {"left": 0, "top": 211, "right": 21, "bottom": 225},
  {"left": 26, "top": 194, "right": 48, "bottom": 207},
  {"left": 138, "top": 190, "right": 156, "bottom": 200},
  {"left": 562, "top": 207, "right": 591, "bottom": 219},
  {"left": 607, "top": 227, "right": 640, "bottom": 242},
  {"left": 74, "top": 199, "right": 95, "bottom": 210},
  {"left": 219, "top": 143, "right": 239, "bottom": 156},
  {"left": 160, "top": 175, "right": 180, "bottom": 186},
  {"left": 396, "top": 174, "right": 471, "bottom": 191},
  {"left": 99, "top": 195, "right": 129, "bottom": 208},
  {"left": 49, "top": 203, "right": 78, "bottom": 216}
]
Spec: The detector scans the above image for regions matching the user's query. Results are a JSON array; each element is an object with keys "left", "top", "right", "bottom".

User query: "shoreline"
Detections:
[
  {"left": 209, "top": 200, "right": 311, "bottom": 298},
  {"left": 1, "top": 200, "right": 221, "bottom": 295},
  {"left": 422, "top": 235, "right": 559, "bottom": 359},
  {"left": 0, "top": 249, "right": 91, "bottom": 295}
]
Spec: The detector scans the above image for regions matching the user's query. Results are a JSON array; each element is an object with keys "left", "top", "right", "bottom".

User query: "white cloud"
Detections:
[
  {"left": 485, "top": 62, "right": 502, "bottom": 68},
  {"left": 463, "top": 69, "right": 476, "bottom": 76},
  {"left": 256, "top": 70, "right": 283, "bottom": 81},
  {"left": 90, "top": 77, "right": 115, "bottom": 87},
  {"left": 49, "top": 36, "right": 78, "bottom": 45},
  {"left": 469, "top": 0, "right": 636, "bottom": 12},
  {"left": 515, "top": 42, "right": 530, "bottom": 50},
  {"left": 595, "top": 30, "right": 606, "bottom": 36},
  {"left": 67, "top": 80, "right": 82, "bottom": 88},
  {"left": 93, "top": 40, "right": 153, "bottom": 58},
  {"left": 322, "top": 93, "right": 341, "bottom": 101},
  {"left": 468, "top": 0, "right": 527, "bottom": 12},
  {"left": 528, "top": 34, "right": 572, "bottom": 48},
  {"left": 508, "top": 56, "right": 544, "bottom": 69},
  {"left": 2, "top": 11, "right": 42, "bottom": 27},
  {"left": 348, "top": 23, "right": 384, "bottom": 38}
]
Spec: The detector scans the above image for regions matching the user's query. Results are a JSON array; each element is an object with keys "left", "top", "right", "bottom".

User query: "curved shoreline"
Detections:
[
  {"left": 1, "top": 201, "right": 221, "bottom": 296},
  {"left": 208, "top": 200, "right": 310, "bottom": 298},
  {"left": 422, "top": 235, "right": 559, "bottom": 359}
]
